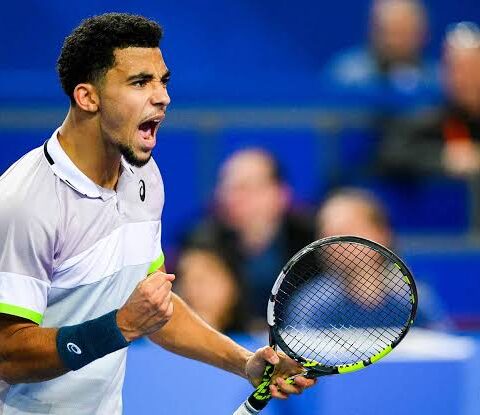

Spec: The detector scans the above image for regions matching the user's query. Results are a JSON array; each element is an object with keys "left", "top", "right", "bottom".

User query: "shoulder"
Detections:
[
  {"left": 182, "top": 218, "right": 239, "bottom": 250},
  {"left": 324, "top": 46, "right": 376, "bottom": 84},
  {"left": 0, "top": 146, "right": 60, "bottom": 227},
  {"left": 0, "top": 148, "right": 60, "bottom": 246},
  {"left": 331, "top": 46, "right": 372, "bottom": 66}
]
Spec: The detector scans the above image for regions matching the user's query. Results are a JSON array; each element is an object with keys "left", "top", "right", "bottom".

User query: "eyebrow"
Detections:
[
  {"left": 161, "top": 70, "right": 171, "bottom": 83},
  {"left": 126, "top": 72, "right": 154, "bottom": 82},
  {"left": 126, "top": 70, "right": 171, "bottom": 83}
]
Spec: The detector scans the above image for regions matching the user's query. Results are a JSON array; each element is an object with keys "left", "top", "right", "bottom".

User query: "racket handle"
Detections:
[
  {"left": 233, "top": 390, "right": 271, "bottom": 414},
  {"left": 232, "top": 400, "right": 261, "bottom": 415}
]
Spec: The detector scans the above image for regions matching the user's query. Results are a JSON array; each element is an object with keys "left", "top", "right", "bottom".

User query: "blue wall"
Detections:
[{"left": 1, "top": 0, "right": 480, "bottom": 105}]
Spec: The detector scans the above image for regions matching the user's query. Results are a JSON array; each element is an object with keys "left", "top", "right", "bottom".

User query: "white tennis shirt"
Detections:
[{"left": 0, "top": 128, "right": 165, "bottom": 414}]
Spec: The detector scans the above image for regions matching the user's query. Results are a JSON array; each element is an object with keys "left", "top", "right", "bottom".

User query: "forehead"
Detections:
[
  {"left": 444, "top": 49, "right": 480, "bottom": 77},
  {"left": 320, "top": 198, "right": 371, "bottom": 224},
  {"left": 221, "top": 152, "right": 274, "bottom": 185},
  {"left": 109, "top": 47, "right": 167, "bottom": 77},
  {"left": 375, "top": 2, "right": 423, "bottom": 28}
]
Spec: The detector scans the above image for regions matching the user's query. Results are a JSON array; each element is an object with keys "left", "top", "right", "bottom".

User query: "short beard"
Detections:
[{"left": 116, "top": 142, "right": 151, "bottom": 168}]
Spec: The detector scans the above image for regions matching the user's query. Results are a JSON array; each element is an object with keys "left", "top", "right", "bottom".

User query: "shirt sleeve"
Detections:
[{"left": 0, "top": 199, "right": 57, "bottom": 324}]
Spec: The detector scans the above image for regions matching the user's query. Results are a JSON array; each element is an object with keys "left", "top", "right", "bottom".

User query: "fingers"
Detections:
[
  {"left": 260, "top": 346, "right": 280, "bottom": 365},
  {"left": 291, "top": 376, "right": 316, "bottom": 389},
  {"left": 117, "top": 272, "right": 176, "bottom": 341},
  {"left": 140, "top": 272, "right": 175, "bottom": 305},
  {"left": 138, "top": 276, "right": 173, "bottom": 308},
  {"left": 269, "top": 384, "right": 288, "bottom": 400},
  {"left": 267, "top": 351, "right": 316, "bottom": 397},
  {"left": 276, "top": 378, "right": 303, "bottom": 396},
  {"left": 145, "top": 271, "right": 175, "bottom": 285},
  {"left": 271, "top": 376, "right": 317, "bottom": 398}
]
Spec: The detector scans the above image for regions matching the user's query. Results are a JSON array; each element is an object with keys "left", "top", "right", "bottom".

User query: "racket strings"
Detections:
[{"left": 274, "top": 242, "right": 413, "bottom": 366}]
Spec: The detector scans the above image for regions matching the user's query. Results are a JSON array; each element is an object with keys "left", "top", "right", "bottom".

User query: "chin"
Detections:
[
  {"left": 118, "top": 144, "right": 151, "bottom": 168},
  {"left": 128, "top": 153, "right": 152, "bottom": 168}
]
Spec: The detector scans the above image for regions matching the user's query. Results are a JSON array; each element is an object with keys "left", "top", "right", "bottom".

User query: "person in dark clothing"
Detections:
[
  {"left": 185, "top": 148, "right": 315, "bottom": 331},
  {"left": 377, "top": 22, "right": 480, "bottom": 178},
  {"left": 316, "top": 188, "right": 453, "bottom": 330},
  {"left": 175, "top": 243, "right": 250, "bottom": 335}
]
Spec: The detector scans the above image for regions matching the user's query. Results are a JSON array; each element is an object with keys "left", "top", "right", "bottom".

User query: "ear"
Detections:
[{"left": 72, "top": 83, "right": 100, "bottom": 112}]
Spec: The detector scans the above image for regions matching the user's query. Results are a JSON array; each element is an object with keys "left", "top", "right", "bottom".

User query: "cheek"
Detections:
[{"left": 101, "top": 93, "right": 143, "bottom": 130}]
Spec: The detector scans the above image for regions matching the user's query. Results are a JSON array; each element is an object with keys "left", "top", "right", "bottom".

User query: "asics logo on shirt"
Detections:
[{"left": 139, "top": 180, "right": 146, "bottom": 202}]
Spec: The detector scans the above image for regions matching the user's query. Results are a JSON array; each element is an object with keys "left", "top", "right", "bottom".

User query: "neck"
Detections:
[
  {"left": 238, "top": 219, "right": 281, "bottom": 254},
  {"left": 58, "top": 108, "right": 121, "bottom": 190},
  {"left": 466, "top": 101, "right": 480, "bottom": 119}
]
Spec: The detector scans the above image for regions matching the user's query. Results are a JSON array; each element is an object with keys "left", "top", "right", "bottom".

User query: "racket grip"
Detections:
[{"left": 232, "top": 400, "right": 261, "bottom": 415}]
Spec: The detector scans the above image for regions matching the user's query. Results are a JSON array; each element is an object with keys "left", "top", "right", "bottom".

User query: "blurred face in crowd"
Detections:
[
  {"left": 317, "top": 192, "right": 393, "bottom": 307},
  {"left": 371, "top": 0, "right": 427, "bottom": 63},
  {"left": 316, "top": 193, "right": 391, "bottom": 247},
  {"left": 443, "top": 29, "right": 480, "bottom": 114},
  {"left": 176, "top": 249, "right": 239, "bottom": 331},
  {"left": 216, "top": 149, "right": 289, "bottom": 233}
]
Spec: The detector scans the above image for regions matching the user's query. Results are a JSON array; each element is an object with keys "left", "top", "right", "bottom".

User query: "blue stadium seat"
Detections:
[
  {"left": 404, "top": 250, "right": 480, "bottom": 328},
  {"left": 349, "top": 178, "right": 470, "bottom": 233}
]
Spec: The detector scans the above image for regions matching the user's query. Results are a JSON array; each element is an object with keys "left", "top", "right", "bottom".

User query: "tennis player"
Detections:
[{"left": 0, "top": 13, "right": 314, "bottom": 414}]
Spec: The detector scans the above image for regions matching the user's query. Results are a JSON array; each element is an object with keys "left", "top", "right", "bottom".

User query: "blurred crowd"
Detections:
[{"left": 171, "top": 0, "right": 479, "bottom": 335}]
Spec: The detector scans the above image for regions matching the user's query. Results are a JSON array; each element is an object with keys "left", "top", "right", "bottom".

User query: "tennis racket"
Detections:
[{"left": 233, "top": 235, "right": 417, "bottom": 414}]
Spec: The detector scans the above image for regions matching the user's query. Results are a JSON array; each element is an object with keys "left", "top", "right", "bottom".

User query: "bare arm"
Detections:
[
  {"left": 148, "top": 293, "right": 253, "bottom": 379},
  {"left": 0, "top": 269, "right": 176, "bottom": 385},
  {"left": 147, "top": 294, "right": 316, "bottom": 398},
  {"left": 0, "top": 315, "right": 67, "bottom": 384}
]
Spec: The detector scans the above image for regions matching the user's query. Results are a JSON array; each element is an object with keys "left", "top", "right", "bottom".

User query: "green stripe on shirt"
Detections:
[
  {"left": 147, "top": 253, "right": 165, "bottom": 274},
  {"left": 0, "top": 303, "right": 43, "bottom": 324}
]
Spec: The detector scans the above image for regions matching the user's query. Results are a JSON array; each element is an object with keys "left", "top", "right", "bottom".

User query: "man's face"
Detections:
[
  {"left": 444, "top": 45, "right": 480, "bottom": 113},
  {"left": 176, "top": 249, "right": 238, "bottom": 330},
  {"left": 98, "top": 47, "right": 171, "bottom": 167},
  {"left": 216, "top": 151, "right": 287, "bottom": 231},
  {"left": 317, "top": 198, "right": 390, "bottom": 247},
  {"left": 372, "top": 1, "right": 426, "bottom": 63}
]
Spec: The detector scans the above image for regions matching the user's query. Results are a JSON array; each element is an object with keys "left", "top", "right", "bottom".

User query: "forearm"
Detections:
[
  {"left": 148, "top": 294, "right": 253, "bottom": 379},
  {"left": 0, "top": 318, "right": 67, "bottom": 384}
]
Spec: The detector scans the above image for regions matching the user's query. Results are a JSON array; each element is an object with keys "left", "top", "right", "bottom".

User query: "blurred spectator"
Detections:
[
  {"left": 185, "top": 148, "right": 315, "bottom": 330},
  {"left": 321, "top": 0, "right": 441, "bottom": 112},
  {"left": 316, "top": 188, "right": 453, "bottom": 330},
  {"left": 377, "top": 22, "right": 480, "bottom": 178},
  {"left": 175, "top": 244, "right": 249, "bottom": 334}
]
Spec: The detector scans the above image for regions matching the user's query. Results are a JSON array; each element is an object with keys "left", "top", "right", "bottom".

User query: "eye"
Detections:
[
  {"left": 132, "top": 79, "right": 148, "bottom": 87},
  {"left": 162, "top": 77, "right": 170, "bottom": 86}
]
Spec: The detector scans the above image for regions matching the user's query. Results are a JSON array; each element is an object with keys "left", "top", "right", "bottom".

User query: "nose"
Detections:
[{"left": 151, "top": 81, "right": 171, "bottom": 108}]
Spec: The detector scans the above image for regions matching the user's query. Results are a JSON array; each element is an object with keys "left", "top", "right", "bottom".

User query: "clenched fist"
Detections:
[{"left": 116, "top": 271, "right": 175, "bottom": 342}]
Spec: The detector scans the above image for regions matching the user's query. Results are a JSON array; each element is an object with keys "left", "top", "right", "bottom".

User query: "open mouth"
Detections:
[{"left": 138, "top": 118, "right": 161, "bottom": 141}]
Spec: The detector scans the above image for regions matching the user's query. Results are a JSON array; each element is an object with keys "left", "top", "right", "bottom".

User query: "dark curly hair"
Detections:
[{"left": 57, "top": 13, "right": 163, "bottom": 104}]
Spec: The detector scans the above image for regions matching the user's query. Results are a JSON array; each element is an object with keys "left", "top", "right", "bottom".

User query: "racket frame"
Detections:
[
  {"left": 269, "top": 236, "right": 417, "bottom": 376},
  {"left": 239, "top": 235, "right": 418, "bottom": 413}
]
